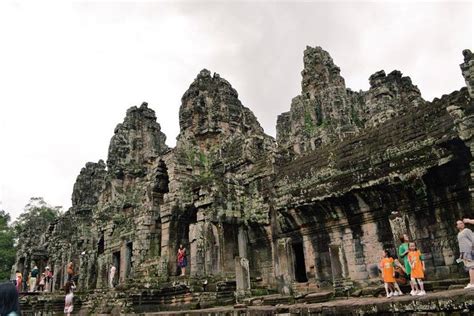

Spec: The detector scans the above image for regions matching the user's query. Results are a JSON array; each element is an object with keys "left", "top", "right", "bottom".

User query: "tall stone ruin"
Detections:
[{"left": 14, "top": 47, "right": 474, "bottom": 312}]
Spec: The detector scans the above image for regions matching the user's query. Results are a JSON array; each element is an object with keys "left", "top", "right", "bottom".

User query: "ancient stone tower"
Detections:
[{"left": 14, "top": 47, "right": 474, "bottom": 312}]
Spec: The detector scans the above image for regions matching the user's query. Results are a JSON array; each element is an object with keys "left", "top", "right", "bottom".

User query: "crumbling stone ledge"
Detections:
[{"left": 145, "top": 288, "right": 474, "bottom": 315}]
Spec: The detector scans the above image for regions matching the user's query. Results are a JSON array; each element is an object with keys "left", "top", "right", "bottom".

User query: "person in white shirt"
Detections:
[
  {"left": 458, "top": 219, "right": 474, "bottom": 288},
  {"left": 109, "top": 264, "right": 117, "bottom": 288}
]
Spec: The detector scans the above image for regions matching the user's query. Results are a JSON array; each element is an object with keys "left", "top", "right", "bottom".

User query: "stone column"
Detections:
[
  {"left": 459, "top": 49, "right": 474, "bottom": 212},
  {"left": 302, "top": 235, "right": 316, "bottom": 280},
  {"left": 237, "top": 226, "right": 248, "bottom": 259},
  {"left": 275, "top": 237, "right": 294, "bottom": 295},
  {"left": 160, "top": 212, "right": 172, "bottom": 276},
  {"left": 235, "top": 256, "right": 251, "bottom": 300},
  {"left": 189, "top": 222, "right": 205, "bottom": 277}
]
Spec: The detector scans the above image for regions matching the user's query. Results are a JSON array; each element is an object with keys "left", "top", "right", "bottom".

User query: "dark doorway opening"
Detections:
[
  {"left": 112, "top": 251, "right": 120, "bottom": 284},
  {"left": 98, "top": 232, "right": 105, "bottom": 255},
  {"left": 293, "top": 242, "right": 308, "bottom": 282},
  {"left": 126, "top": 242, "right": 133, "bottom": 278}
]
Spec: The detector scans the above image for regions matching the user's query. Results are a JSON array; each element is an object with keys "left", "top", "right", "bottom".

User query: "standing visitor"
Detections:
[
  {"left": 109, "top": 264, "right": 116, "bottom": 288},
  {"left": 44, "top": 266, "right": 53, "bottom": 292},
  {"left": 64, "top": 281, "right": 76, "bottom": 316},
  {"left": 37, "top": 273, "right": 46, "bottom": 292},
  {"left": 408, "top": 242, "right": 426, "bottom": 295},
  {"left": 177, "top": 244, "right": 187, "bottom": 277},
  {"left": 14, "top": 271, "right": 22, "bottom": 293},
  {"left": 457, "top": 219, "right": 474, "bottom": 288},
  {"left": 66, "top": 262, "right": 74, "bottom": 282},
  {"left": 0, "top": 282, "right": 21, "bottom": 316},
  {"left": 29, "top": 265, "right": 39, "bottom": 292},
  {"left": 379, "top": 250, "right": 403, "bottom": 298},
  {"left": 398, "top": 234, "right": 416, "bottom": 295}
]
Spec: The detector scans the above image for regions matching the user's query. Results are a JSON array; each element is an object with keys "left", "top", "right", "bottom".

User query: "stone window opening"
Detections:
[{"left": 154, "top": 160, "right": 169, "bottom": 194}]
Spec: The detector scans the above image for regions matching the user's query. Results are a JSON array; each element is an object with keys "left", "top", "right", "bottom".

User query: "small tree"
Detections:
[
  {"left": 0, "top": 209, "right": 16, "bottom": 281},
  {"left": 14, "top": 197, "right": 62, "bottom": 237}
]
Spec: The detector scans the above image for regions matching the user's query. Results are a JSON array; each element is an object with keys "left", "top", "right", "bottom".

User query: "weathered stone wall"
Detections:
[
  {"left": 272, "top": 48, "right": 473, "bottom": 292},
  {"left": 13, "top": 47, "right": 473, "bottom": 311}
]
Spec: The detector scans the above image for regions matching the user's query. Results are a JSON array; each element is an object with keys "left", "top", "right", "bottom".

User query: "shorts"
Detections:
[
  {"left": 178, "top": 258, "right": 187, "bottom": 268},
  {"left": 463, "top": 252, "right": 474, "bottom": 271}
]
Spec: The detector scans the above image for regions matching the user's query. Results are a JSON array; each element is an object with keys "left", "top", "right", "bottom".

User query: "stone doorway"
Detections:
[
  {"left": 112, "top": 251, "right": 120, "bottom": 284},
  {"left": 125, "top": 242, "right": 133, "bottom": 278},
  {"left": 292, "top": 242, "right": 308, "bottom": 282}
]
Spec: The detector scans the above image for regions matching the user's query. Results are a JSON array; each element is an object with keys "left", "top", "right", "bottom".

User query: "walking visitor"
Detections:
[
  {"left": 64, "top": 281, "right": 76, "bottom": 316},
  {"left": 29, "top": 265, "right": 39, "bottom": 292}
]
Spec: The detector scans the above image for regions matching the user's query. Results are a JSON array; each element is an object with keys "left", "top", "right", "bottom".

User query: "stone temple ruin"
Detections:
[{"left": 14, "top": 46, "right": 474, "bottom": 313}]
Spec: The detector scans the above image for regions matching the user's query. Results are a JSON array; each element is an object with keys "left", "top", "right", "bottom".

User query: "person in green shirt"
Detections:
[{"left": 398, "top": 234, "right": 416, "bottom": 295}]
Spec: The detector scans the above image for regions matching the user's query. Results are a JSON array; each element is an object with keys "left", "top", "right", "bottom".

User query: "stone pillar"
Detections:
[
  {"left": 189, "top": 222, "right": 204, "bottom": 277},
  {"left": 237, "top": 226, "right": 248, "bottom": 259},
  {"left": 302, "top": 235, "right": 316, "bottom": 280},
  {"left": 160, "top": 213, "right": 172, "bottom": 275},
  {"left": 120, "top": 242, "right": 127, "bottom": 283},
  {"left": 275, "top": 237, "right": 293, "bottom": 295},
  {"left": 235, "top": 256, "right": 251, "bottom": 300},
  {"left": 459, "top": 49, "right": 474, "bottom": 212}
]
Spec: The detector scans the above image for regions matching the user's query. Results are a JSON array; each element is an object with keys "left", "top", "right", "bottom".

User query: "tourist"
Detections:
[
  {"left": 44, "top": 266, "right": 53, "bottom": 292},
  {"left": 177, "top": 244, "right": 187, "bottom": 277},
  {"left": 408, "top": 242, "right": 426, "bottom": 295},
  {"left": 457, "top": 219, "right": 474, "bottom": 288},
  {"left": 380, "top": 250, "right": 403, "bottom": 298},
  {"left": 398, "top": 234, "right": 416, "bottom": 294},
  {"left": 29, "top": 265, "right": 39, "bottom": 292},
  {"left": 0, "top": 282, "right": 21, "bottom": 316},
  {"left": 64, "top": 281, "right": 76, "bottom": 316},
  {"left": 14, "top": 271, "right": 22, "bottom": 293},
  {"left": 109, "top": 264, "right": 116, "bottom": 288},
  {"left": 37, "top": 273, "right": 46, "bottom": 292},
  {"left": 393, "top": 258, "right": 408, "bottom": 285},
  {"left": 66, "top": 262, "right": 74, "bottom": 282}
]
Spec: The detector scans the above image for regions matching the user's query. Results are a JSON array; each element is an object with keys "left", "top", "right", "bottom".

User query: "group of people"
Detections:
[
  {"left": 380, "top": 218, "right": 474, "bottom": 298},
  {"left": 14, "top": 266, "right": 53, "bottom": 293},
  {"left": 380, "top": 235, "right": 426, "bottom": 297}
]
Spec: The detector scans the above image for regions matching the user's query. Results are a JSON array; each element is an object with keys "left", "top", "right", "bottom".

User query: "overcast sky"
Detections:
[{"left": 0, "top": 0, "right": 472, "bottom": 221}]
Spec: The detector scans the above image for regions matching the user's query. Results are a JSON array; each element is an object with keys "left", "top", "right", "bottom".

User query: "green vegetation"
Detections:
[
  {"left": 14, "top": 197, "right": 62, "bottom": 237},
  {"left": 304, "top": 111, "right": 315, "bottom": 135},
  {"left": 0, "top": 210, "right": 15, "bottom": 281},
  {"left": 350, "top": 105, "right": 363, "bottom": 127}
]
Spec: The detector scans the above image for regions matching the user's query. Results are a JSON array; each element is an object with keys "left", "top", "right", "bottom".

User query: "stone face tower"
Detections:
[
  {"left": 13, "top": 47, "right": 474, "bottom": 313},
  {"left": 277, "top": 46, "right": 359, "bottom": 154}
]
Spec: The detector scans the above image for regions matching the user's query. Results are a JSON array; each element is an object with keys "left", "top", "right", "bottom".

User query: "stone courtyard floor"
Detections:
[{"left": 145, "top": 287, "right": 474, "bottom": 315}]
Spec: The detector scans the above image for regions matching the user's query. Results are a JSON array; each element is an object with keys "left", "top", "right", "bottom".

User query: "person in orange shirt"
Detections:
[
  {"left": 408, "top": 242, "right": 426, "bottom": 296},
  {"left": 380, "top": 250, "right": 403, "bottom": 298},
  {"left": 15, "top": 271, "right": 22, "bottom": 293}
]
